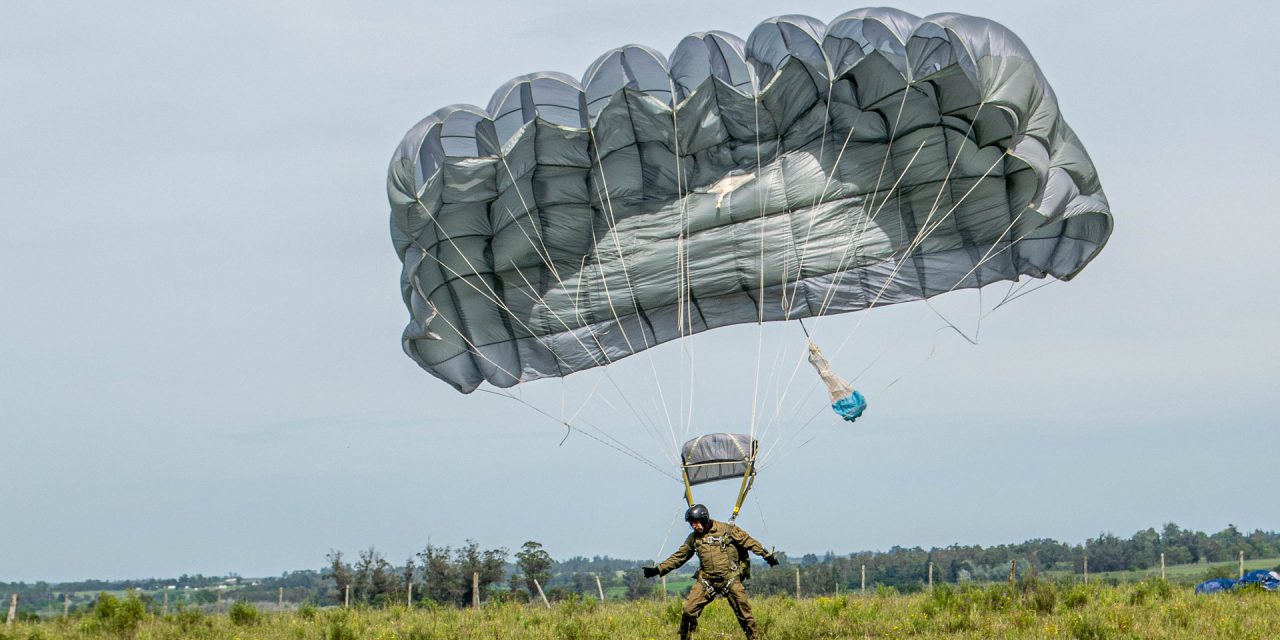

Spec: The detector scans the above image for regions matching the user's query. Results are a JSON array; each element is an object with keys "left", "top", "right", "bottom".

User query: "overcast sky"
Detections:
[{"left": 3, "top": 0, "right": 1278, "bottom": 583}]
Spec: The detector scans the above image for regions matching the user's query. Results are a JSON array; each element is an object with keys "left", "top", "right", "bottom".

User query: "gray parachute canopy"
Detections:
[
  {"left": 681, "top": 433, "right": 758, "bottom": 486},
  {"left": 388, "top": 8, "right": 1113, "bottom": 393}
]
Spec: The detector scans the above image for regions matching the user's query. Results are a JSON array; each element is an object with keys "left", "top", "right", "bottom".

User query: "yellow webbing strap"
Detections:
[
  {"left": 729, "top": 461, "right": 756, "bottom": 522},
  {"left": 682, "top": 468, "right": 695, "bottom": 507}
]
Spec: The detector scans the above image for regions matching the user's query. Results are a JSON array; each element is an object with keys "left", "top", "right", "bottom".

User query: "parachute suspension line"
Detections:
[
  {"left": 752, "top": 491, "right": 772, "bottom": 540},
  {"left": 654, "top": 508, "right": 684, "bottom": 562},
  {"left": 496, "top": 156, "right": 562, "bottom": 283},
  {"left": 766, "top": 148, "right": 1010, "bottom": 450},
  {"left": 860, "top": 82, "right": 915, "bottom": 236},
  {"left": 408, "top": 254, "right": 593, "bottom": 376},
  {"left": 881, "top": 280, "right": 1057, "bottom": 397},
  {"left": 921, "top": 101, "right": 988, "bottom": 237},
  {"left": 780, "top": 76, "right": 846, "bottom": 319},
  {"left": 770, "top": 227, "right": 1057, "bottom": 464},
  {"left": 784, "top": 113, "right": 867, "bottom": 323},
  {"left": 485, "top": 162, "right": 618, "bottom": 366},
  {"left": 923, "top": 204, "right": 1030, "bottom": 345},
  {"left": 813, "top": 77, "right": 836, "bottom": 186},
  {"left": 507, "top": 134, "right": 672, "bottom": 451},
  {"left": 666, "top": 80, "right": 698, "bottom": 449},
  {"left": 831, "top": 150, "right": 1010, "bottom": 353},
  {"left": 479, "top": 388, "right": 680, "bottom": 482},
  {"left": 993, "top": 277, "right": 1056, "bottom": 310},
  {"left": 748, "top": 91, "right": 768, "bottom": 443},
  {"left": 409, "top": 285, "right": 661, "bottom": 470},
  {"left": 816, "top": 103, "right": 992, "bottom": 345},
  {"left": 763, "top": 149, "right": 1016, "bottom": 455},
  {"left": 756, "top": 112, "right": 871, "bottom": 453},
  {"left": 755, "top": 138, "right": 930, "bottom": 448},
  {"left": 586, "top": 128, "right": 683, "bottom": 456},
  {"left": 411, "top": 237, "right": 675, "bottom": 467},
  {"left": 498, "top": 263, "right": 679, "bottom": 466},
  {"left": 754, "top": 83, "right": 918, "bottom": 448}
]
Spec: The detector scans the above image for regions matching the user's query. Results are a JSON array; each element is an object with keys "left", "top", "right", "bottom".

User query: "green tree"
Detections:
[
  {"left": 323, "top": 550, "right": 353, "bottom": 605},
  {"left": 455, "top": 540, "right": 507, "bottom": 606},
  {"left": 515, "top": 541, "right": 554, "bottom": 595},
  {"left": 419, "top": 544, "right": 462, "bottom": 606}
]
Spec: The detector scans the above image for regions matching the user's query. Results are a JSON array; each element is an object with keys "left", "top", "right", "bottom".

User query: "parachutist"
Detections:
[{"left": 644, "top": 504, "right": 776, "bottom": 640}]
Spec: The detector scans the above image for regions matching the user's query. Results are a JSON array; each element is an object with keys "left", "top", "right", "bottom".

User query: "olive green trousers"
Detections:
[{"left": 678, "top": 577, "right": 757, "bottom": 639}]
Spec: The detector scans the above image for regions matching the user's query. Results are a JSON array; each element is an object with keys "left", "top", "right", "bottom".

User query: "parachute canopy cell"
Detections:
[
  {"left": 388, "top": 7, "right": 1114, "bottom": 393},
  {"left": 680, "top": 433, "right": 758, "bottom": 486}
]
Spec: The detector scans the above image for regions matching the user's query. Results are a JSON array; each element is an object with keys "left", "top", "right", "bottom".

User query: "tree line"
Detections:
[{"left": 4, "top": 523, "right": 1278, "bottom": 615}]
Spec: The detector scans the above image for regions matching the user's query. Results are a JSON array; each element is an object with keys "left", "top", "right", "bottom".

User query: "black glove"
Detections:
[
  {"left": 765, "top": 554, "right": 780, "bottom": 567},
  {"left": 643, "top": 566, "right": 660, "bottom": 578}
]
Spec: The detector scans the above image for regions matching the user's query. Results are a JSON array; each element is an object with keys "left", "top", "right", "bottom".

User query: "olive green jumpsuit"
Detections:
[{"left": 656, "top": 520, "right": 772, "bottom": 639}]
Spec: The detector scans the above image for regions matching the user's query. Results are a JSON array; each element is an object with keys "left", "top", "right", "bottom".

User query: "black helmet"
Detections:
[{"left": 685, "top": 504, "right": 711, "bottom": 529}]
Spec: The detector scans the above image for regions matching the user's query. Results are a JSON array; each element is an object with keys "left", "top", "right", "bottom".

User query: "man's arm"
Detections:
[
  {"left": 655, "top": 534, "right": 696, "bottom": 575},
  {"left": 730, "top": 525, "right": 779, "bottom": 564}
]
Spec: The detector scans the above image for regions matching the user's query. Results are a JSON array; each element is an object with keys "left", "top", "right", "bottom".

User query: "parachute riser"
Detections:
[{"left": 728, "top": 461, "right": 756, "bottom": 524}]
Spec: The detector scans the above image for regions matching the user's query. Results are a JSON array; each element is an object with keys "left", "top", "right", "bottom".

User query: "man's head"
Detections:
[{"left": 685, "top": 504, "right": 711, "bottom": 533}]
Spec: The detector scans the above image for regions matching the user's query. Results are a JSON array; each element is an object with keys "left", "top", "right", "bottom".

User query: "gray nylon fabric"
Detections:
[
  {"left": 681, "top": 433, "right": 758, "bottom": 486},
  {"left": 388, "top": 8, "right": 1113, "bottom": 393}
]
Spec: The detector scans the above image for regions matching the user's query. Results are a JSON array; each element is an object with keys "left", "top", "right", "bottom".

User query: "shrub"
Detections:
[
  {"left": 1063, "top": 584, "right": 1092, "bottom": 610},
  {"left": 1020, "top": 579, "right": 1057, "bottom": 614},
  {"left": 1128, "top": 578, "right": 1172, "bottom": 605},
  {"left": 91, "top": 591, "right": 146, "bottom": 634},
  {"left": 1067, "top": 613, "right": 1109, "bottom": 640},
  {"left": 228, "top": 601, "right": 262, "bottom": 626},
  {"left": 172, "top": 606, "right": 211, "bottom": 633}
]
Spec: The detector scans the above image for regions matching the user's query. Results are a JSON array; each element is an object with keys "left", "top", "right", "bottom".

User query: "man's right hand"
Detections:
[{"left": 643, "top": 566, "right": 660, "bottom": 578}]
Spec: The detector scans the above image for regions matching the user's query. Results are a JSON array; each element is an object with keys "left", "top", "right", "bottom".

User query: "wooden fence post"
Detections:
[
  {"left": 861, "top": 565, "right": 866, "bottom": 594},
  {"left": 344, "top": 584, "right": 350, "bottom": 608},
  {"left": 595, "top": 575, "right": 605, "bottom": 602},
  {"left": 1239, "top": 550, "right": 1244, "bottom": 580},
  {"left": 163, "top": 590, "right": 169, "bottom": 614},
  {"left": 795, "top": 568, "right": 801, "bottom": 599},
  {"left": 278, "top": 587, "right": 283, "bottom": 610},
  {"left": 1008, "top": 560, "right": 1016, "bottom": 586},
  {"left": 472, "top": 572, "right": 480, "bottom": 609},
  {"left": 928, "top": 562, "right": 933, "bottom": 591},
  {"left": 532, "top": 578, "right": 550, "bottom": 609},
  {"left": 661, "top": 574, "right": 667, "bottom": 598},
  {"left": 407, "top": 581, "right": 413, "bottom": 608},
  {"left": 1160, "top": 553, "right": 1166, "bottom": 580},
  {"left": 6, "top": 593, "right": 16, "bottom": 626},
  {"left": 1083, "top": 556, "right": 1088, "bottom": 584},
  {"left": 63, "top": 593, "right": 70, "bottom": 618}
]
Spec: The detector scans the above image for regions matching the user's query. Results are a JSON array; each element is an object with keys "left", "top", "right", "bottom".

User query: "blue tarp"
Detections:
[
  {"left": 1195, "top": 571, "right": 1280, "bottom": 594},
  {"left": 1195, "top": 578, "right": 1235, "bottom": 594},
  {"left": 1238, "top": 570, "right": 1280, "bottom": 591}
]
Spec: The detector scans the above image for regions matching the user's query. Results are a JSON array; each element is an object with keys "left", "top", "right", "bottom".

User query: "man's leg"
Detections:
[
  {"left": 724, "top": 581, "right": 758, "bottom": 639},
  {"left": 679, "top": 581, "right": 715, "bottom": 639}
]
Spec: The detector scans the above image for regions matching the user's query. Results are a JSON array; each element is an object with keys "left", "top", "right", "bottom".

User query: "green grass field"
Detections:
[{"left": 5, "top": 579, "right": 1279, "bottom": 639}]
